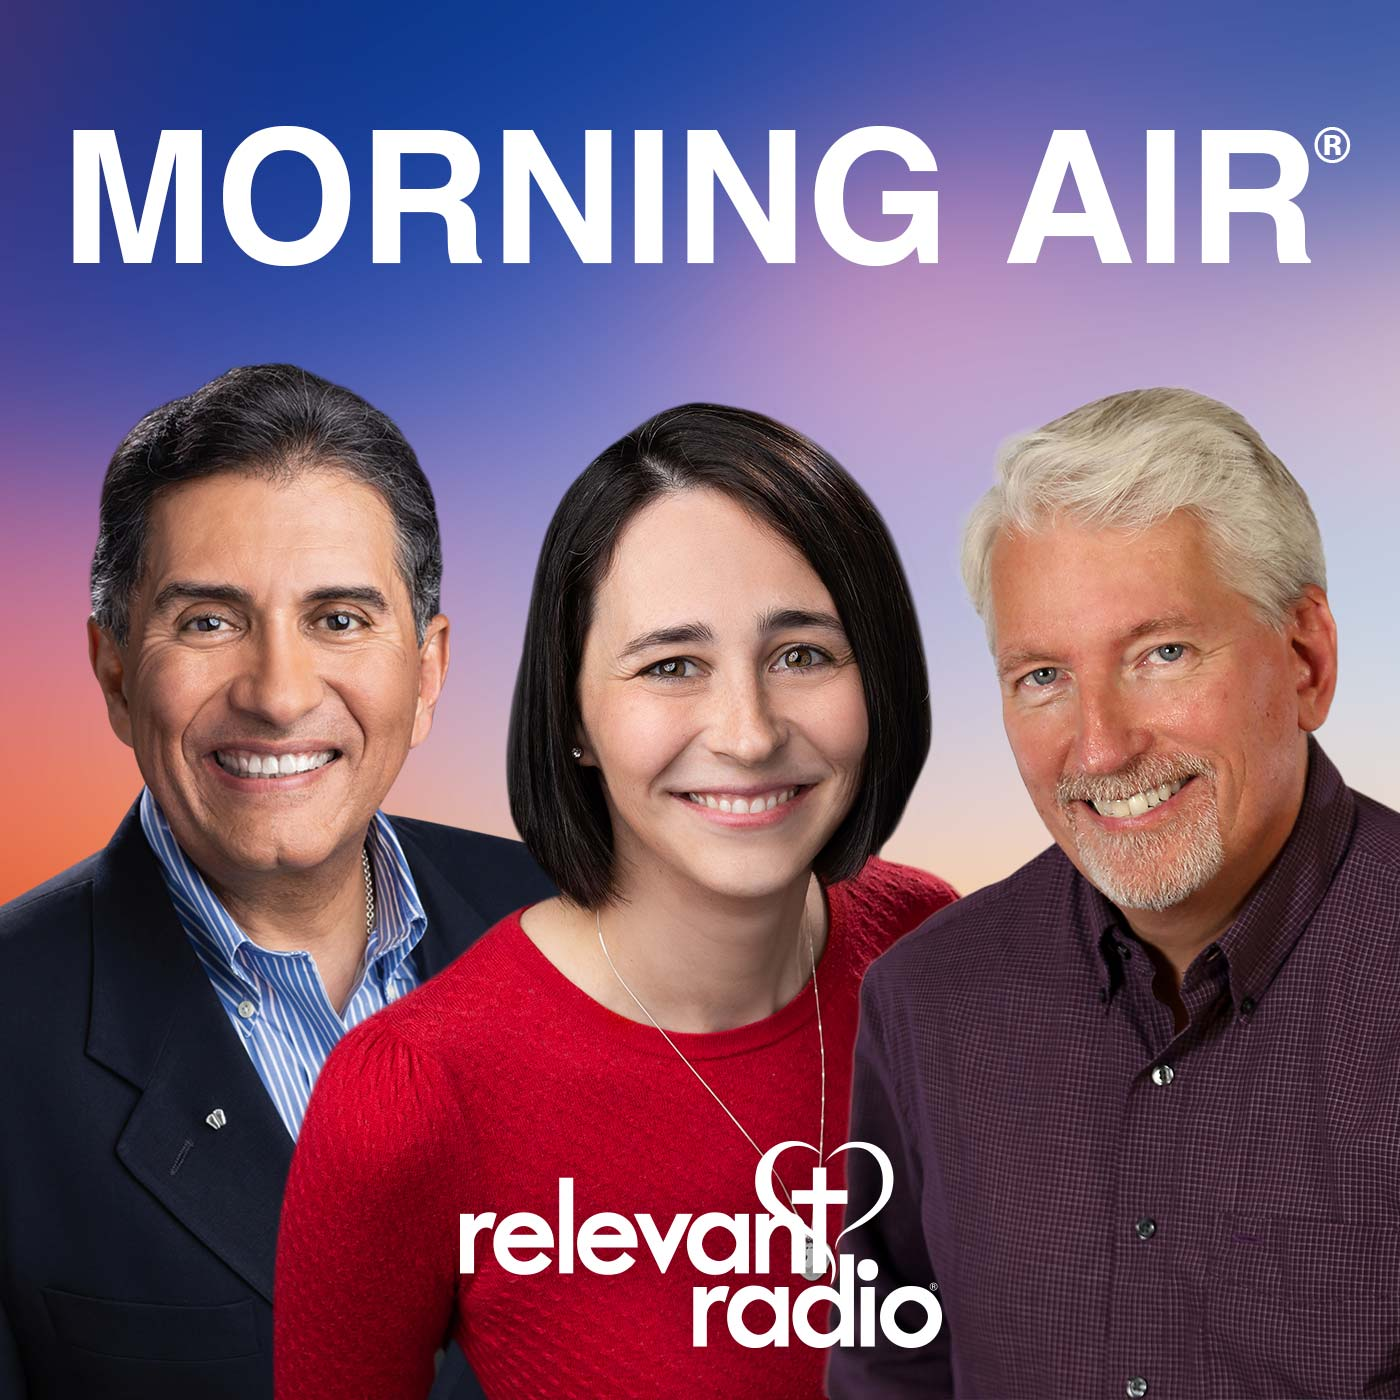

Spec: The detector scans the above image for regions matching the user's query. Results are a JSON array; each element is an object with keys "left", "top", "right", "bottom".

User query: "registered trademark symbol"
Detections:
[{"left": 1314, "top": 127, "right": 1351, "bottom": 163}]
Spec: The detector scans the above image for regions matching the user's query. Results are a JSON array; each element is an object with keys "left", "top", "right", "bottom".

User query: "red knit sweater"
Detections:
[{"left": 274, "top": 858, "right": 955, "bottom": 1400}]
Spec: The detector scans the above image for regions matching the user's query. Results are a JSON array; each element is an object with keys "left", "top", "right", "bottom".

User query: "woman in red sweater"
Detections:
[{"left": 274, "top": 405, "right": 955, "bottom": 1399}]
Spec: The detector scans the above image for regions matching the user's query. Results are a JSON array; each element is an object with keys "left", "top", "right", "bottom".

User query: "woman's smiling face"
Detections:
[{"left": 576, "top": 488, "right": 869, "bottom": 904}]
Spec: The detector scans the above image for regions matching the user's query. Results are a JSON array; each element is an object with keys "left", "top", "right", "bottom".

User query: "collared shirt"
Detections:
[
  {"left": 139, "top": 789, "right": 426, "bottom": 1138},
  {"left": 831, "top": 740, "right": 1400, "bottom": 1400}
]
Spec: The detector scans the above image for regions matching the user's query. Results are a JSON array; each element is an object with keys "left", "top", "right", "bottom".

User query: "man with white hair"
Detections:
[{"left": 829, "top": 389, "right": 1400, "bottom": 1399}]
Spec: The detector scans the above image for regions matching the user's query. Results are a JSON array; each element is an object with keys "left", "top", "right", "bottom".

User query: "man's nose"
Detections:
[
  {"left": 706, "top": 673, "right": 787, "bottom": 766},
  {"left": 227, "top": 625, "right": 324, "bottom": 729},
  {"left": 1070, "top": 679, "right": 1150, "bottom": 776}
]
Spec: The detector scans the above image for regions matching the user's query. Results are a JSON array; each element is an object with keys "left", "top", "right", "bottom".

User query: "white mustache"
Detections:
[{"left": 1057, "top": 752, "right": 1214, "bottom": 806}]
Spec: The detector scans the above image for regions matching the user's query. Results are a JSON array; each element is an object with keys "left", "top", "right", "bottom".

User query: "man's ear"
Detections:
[
  {"left": 88, "top": 617, "right": 134, "bottom": 748},
  {"left": 409, "top": 614, "right": 450, "bottom": 748},
  {"left": 1288, "top": 585, "right": 1338, "bottom": 733}
]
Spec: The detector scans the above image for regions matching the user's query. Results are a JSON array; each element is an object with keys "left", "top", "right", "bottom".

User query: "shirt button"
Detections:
[
  {"left": 1150, "top": 1063, "right": 1174, "bottom": 1086},
  {"left": 1239, "top": 996, "right": 1257, "bottom": 1016},
  {"left": 237, "top": 999, "right": 256, "bottom": 1020},
  {"left": 1127, "top": 1378, "right": 1149, "bottom": 1398},
  {"left": 1134, "top": 1217, "right": 1157, "bottom": 1240}
]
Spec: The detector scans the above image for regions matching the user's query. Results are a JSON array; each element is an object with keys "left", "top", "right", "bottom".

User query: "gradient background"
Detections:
[{"left": 2, "top": 0, "right": 1396, "bottom": 903}]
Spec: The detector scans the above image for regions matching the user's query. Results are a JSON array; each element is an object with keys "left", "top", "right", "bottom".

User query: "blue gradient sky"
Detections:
[{"left": 2, "top": 0, "right": 1396, "bottom": 897}]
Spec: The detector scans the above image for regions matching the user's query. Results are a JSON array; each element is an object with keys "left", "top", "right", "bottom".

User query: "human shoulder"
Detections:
[
  {"left": 351, "top": 906, "right": 542, "bottom": 1053},
  {"left": 0, "top": 849, "right": 102, "bottom": 957},
  {"left": 386, "top": 815, "right": 555, "bottom": 901},
  {"left": 1336, "top": 786, "right": 1400, "bottom": 923},
  {"left": 1350, "top": 787, "right": 1400, "bottom": 872},
  {"left": 865, "top": 843, "right": 1074, "bottom": 995},
  {"left": 837, "top": 856, "right": 957, "bottom": 934}
]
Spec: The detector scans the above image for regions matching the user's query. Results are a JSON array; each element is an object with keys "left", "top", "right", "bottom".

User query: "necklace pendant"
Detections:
[{"left": 802, "top": 1236, "right": 823, "bottom": 1282}]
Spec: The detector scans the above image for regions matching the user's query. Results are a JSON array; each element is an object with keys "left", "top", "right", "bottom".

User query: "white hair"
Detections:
[{"left": 961, "top": 388, "right": 1326, "bottom": 641}]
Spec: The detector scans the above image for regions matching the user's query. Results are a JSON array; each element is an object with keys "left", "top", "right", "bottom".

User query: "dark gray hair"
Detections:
[{"left": 91, "top": 364, "right": 443, "bottom": 644}]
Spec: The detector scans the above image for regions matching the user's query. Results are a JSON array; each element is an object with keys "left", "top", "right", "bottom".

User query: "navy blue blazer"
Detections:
[{"left": 0, "top": 801, "right": 555, "bottom": 1400}]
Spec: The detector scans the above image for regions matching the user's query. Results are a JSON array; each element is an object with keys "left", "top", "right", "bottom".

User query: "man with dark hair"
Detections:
[{"left": 0, "top": 365, "right": 553, "bottom": 1400}]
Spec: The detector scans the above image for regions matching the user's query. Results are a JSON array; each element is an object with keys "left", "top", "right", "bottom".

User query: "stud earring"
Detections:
[{"left": 571, "top": 747, "right": 583, "bottom": 760}]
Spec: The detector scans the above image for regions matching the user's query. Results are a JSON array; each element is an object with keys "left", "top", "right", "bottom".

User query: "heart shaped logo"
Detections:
[{"left": 753, "top": 1138, "right": 894, "bottom": 1280}]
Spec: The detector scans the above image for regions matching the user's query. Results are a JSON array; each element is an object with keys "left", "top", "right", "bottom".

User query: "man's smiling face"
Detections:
[
  {"left": 91, "top": 466, "right": 447, "bottom": 883},
  {"left": 989, "top": 509, "right": 1332, "bottom": 917}
]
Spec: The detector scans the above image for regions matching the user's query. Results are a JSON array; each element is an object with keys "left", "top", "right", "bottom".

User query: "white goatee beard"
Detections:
[
  {"left": 1075, "top": 809, "right": 1225, "bottom": 911},
  {"left": 1059, "top": 756, "right": 1225, "bottom": 912}
]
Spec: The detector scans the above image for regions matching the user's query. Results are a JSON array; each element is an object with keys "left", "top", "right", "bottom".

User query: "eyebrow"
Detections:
[
  {"left": 756, "top": 606, "right": 847, "bottom": 636},
  {"left": 617, "top": 608, "right": 847, "bottom": 661},
  {"left": 996, "top": 613, "right": 1200, "bottom": 679},
  {"left": 618, "top": 622, "right": 716, "bottom": 660},
  {"left": 150, "top": 581, "right": 390, "bottom": 614}
]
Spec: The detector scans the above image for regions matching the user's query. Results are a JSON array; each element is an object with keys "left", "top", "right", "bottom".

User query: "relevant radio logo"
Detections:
[{"left": 458, "top": 1141, "right": 943, "bottom": 1350}]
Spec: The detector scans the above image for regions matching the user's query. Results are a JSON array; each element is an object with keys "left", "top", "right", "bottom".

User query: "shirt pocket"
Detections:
[
  {"left": 1203, "top": 1214, "right": 1400, "bottom": 1397},
  {"left": 42, "top": 1288, "right": 258, "bottom": 1361}
]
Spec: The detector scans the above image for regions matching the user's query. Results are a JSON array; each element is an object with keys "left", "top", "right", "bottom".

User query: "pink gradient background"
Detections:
[{"left": 2, "top": 1, "right": 1396, "bottom": 902}]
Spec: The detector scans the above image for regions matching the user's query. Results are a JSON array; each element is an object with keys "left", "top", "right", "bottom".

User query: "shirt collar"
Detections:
[
  {"left": 138, "top": 788, "right": 427, "bottom": 983},
  {"left": 1079, "top": 737, "right": 1356, "bottom": 1009}
]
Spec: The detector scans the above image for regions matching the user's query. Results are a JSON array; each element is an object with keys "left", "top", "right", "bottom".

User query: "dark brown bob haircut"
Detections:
[{"left": 507, "top": 403, "right": 931, "bottom": 908}]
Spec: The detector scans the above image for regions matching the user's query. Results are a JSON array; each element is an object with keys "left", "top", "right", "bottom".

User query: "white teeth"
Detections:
[
  {"left": 686, "top": 786, "right": 799, "bottom": 813},
  {"left": 216, "top": 750, "right": 335, "bottom": 778},
  {"left": 1090, "top": 777, "right": 1188, "bottom": 818}
]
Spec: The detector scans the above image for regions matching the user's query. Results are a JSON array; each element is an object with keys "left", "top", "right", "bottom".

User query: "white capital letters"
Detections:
[
  {"left": 223, "top": 126, "right": 350, "bottom": 266},
  {"left": 686, "top": 130, "right": 796, "bottom": 263},
  {"left": 815, "top": 126, "right": 938, "bottom": 265},
  {"left": 73, "top": 130, "right": 202, "bottom": 264},
  {"left": 502, "top": 130, "right": 612, "bottom": 264},
  {"left": 372, "top": 130, "right": 481, "bottom": 264},
  {"left": 1201, "top": 130, "right": 1310, "bottom": 264},
  {"left": 1009, "top": 129, "right": 1130, "bottom": 264}
]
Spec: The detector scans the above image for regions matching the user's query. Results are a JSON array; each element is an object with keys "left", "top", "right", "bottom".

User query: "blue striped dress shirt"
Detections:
[{"left": 139, "top": 788, "right": 426, "bottom": 1138}]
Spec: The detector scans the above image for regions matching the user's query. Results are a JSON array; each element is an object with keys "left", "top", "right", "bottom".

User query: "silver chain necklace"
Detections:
[
  {"left": 361, "top": 846, "right": 376, "bottom": 938},
  {"left": 596, "top": 904, "right": 828, "bottom": 1280}
]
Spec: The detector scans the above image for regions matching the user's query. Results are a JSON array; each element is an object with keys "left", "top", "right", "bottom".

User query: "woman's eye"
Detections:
[
  {"left": 1024, "top": 666, "right": 1060, "bottom": 688},
  {"left": 773, "top": 645, "right": 828, "bottom": 671},
  {"left": 644, "top": 657, "right": 697, "bottom": 679},
  {"left": 1150, "top": 643, "right": 1186, "bottom": 664}
]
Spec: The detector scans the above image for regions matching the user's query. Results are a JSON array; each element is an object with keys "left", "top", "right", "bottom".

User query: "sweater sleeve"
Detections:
[{"left": 274, "top": 1018, "right": 471, "bottom": 1400}]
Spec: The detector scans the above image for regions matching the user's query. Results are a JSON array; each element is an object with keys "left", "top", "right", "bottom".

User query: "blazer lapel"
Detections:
[{"left": 86, "top": 804, "right": 292, "bottom": 1303}]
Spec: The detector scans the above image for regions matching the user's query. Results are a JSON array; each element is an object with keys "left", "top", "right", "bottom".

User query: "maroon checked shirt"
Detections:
[{"left": 830, "top": 741, "right": 1400, "bottom": 1399}]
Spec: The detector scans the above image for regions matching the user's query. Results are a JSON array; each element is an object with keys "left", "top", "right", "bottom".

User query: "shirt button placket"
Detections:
[{"left": 1109, "top": 1044, "right": 1182, "bottom": 1400}]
